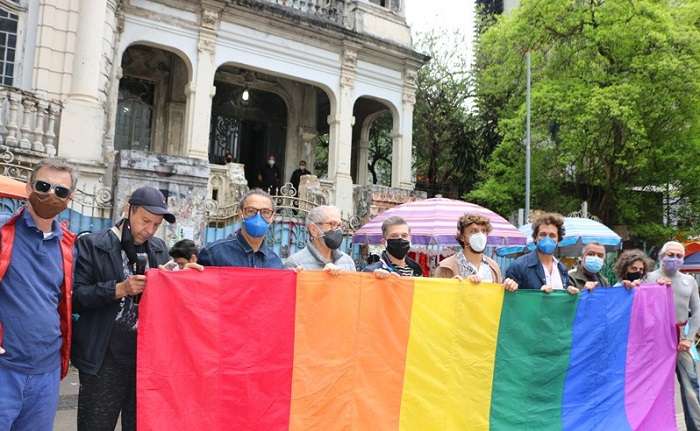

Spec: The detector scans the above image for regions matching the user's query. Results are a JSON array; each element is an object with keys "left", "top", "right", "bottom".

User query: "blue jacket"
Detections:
[
  {"left": 504, "top": 251, "right": 569, "bottom": 290},
  {"left": 199, "top": 231, "right": 283, "bottom": 269}
]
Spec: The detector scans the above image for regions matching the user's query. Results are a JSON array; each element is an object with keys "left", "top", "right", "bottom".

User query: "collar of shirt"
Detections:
[
  {"left": 21, "top": 207, "right": 62, "bottom": 240},
  {"left": 543, "top": 257, "right": 564, "bottom": 289},
  {"left": 236, "top": 230, "right": 275, "bottom": 258}
]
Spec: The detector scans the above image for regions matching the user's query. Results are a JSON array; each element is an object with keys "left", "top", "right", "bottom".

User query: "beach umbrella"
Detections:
[
  {"left": 681, "top": 252, "right": 700, "bottom": 273},
  {"left": 352, "top": 198, "right": 526, "bottom": 248},
  {"left": 503, "top": 217, "right": 621, "bottom": 257},
  {"left": 0, "top": 175, "right": 27, "bottom": 200}
]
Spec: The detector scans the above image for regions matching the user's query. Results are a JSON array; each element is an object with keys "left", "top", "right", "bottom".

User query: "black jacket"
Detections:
[
  {"left": 71, "top": 227, "right": 168, "bottom": 375},
  {"left": 363, "top": 251, "right": 423, "bottom": 277}
]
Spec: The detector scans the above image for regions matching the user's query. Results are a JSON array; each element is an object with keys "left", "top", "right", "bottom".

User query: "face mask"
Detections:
[
  {"left": 320, "top": 228, "right": 343, "bottom": 250},
  {"left": 386, "top": 238, "right": 411, "bottom": 260},
  {"left": 468, "top": 232, "right": 487, "bottom": 253},
  {"left": 625, "top": 271, "right": 643, "bottom": 282},
  {"left": 28, "top": 192, "right": 69, "bottom": 219},
  {"left": 267, "top": 159, "right": 275, "bottom": 167},
  {"left": 583, "top": 255, "right": 604, "bottom": 274},
  {"left": 662, "top": 256, "right": 684, "bottom": 274},
  {"left": 243, "top": 213, "right": 269, "bottom": 238},
  {"left": 536, "top": 236, "right": 557, "bottom": 255}
]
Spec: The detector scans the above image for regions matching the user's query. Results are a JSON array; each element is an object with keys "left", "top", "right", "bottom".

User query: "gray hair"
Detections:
[
  {"left": 238, "top": 188, "right": 274, "bottom": 211},
  {"left": 306, "top": 205, "right": 340, "bottom": 226},
  {"left": 381, "top": 216, "right": 409, "bottom": 238},
  {"left": 29, "top": 158, "right": 79, "bottom": 190},
  {"left": 660, "top": 241, "right": 684, "bottom": 257}
]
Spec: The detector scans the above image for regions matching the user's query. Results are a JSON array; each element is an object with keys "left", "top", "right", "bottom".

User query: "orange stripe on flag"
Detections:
[{"left": 289, "top": 272, "right": 414, "bottom": 430}]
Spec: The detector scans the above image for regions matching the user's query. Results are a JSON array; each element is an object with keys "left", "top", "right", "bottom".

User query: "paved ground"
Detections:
[{"left": 53, "top": 366, "right": 687, "bottom": 430}]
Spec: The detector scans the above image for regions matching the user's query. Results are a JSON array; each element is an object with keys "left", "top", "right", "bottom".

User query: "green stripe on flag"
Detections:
[{"left": 489, "top": 290, "right": 579, "bottom": 431}]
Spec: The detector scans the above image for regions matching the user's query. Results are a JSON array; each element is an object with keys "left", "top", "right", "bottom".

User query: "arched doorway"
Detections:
[
  {"left": 351, "top": 97, "right": 396, "bottom": 186},
  {"left": 116, "top": 44, "right": 190, "bottom": 155}
]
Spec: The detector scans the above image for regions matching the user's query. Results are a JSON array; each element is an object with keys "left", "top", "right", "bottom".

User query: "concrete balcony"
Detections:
[
  {"left": 0, "top": 86, "right": 61, "bottom": 157},
  {"left": 243, "top": 0, "right": 412, "bottom": 46}
]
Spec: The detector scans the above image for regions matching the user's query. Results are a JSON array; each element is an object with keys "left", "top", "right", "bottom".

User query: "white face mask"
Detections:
[
  {"left": 267, "top": 159, "right": 275, "bottom": 167},
  {"left": 468, "top": 232, "right": 487, "bottom": 253}
]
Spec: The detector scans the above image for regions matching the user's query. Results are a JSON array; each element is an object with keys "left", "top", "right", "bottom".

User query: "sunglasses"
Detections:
[{"left": 34, "top": 180, "right": 71, "bottom": 199}]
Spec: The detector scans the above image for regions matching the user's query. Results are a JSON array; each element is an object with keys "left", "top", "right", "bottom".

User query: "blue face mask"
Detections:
[
  {"left": 583, "top": 255, "right": 604, "bottom": 274},
  {"left": 536, "top": 236, "right": 557, "bottom": 255},
  {"left": 243, "top": 213, "right": 269, "bottom": 238}
]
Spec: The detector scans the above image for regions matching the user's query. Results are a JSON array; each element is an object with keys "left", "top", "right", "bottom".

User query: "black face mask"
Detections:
[
  {"left": 625, "top": 271, "right": 643, "bottom": 282},
  {"left": 386, "top": 238, "right": 411, "bottom": 260},
  {"left": 322, "top": 228, "right": 343, "bottom": 250}
]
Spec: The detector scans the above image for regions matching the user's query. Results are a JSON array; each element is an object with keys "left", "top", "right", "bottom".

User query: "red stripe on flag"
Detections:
[{"left": 137, "top": 268, "right": 296, "bottom": 431}]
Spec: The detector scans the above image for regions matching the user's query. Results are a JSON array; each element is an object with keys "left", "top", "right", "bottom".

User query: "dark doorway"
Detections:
[{"left": 209, "top": 81, "right": 287, "bottom": 188}]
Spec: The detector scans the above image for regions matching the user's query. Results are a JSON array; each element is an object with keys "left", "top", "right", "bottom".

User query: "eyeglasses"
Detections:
[
  {"left": 319, "top": 220, "right": 342, "bottom": 230},
  {"left": 34, "top": 180, "right": 71, "bottom": 199},
  {"left": 242, "top": 206, "right": 274, "bottom": 219}
]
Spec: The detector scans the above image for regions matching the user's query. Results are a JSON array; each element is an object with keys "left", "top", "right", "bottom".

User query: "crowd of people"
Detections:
[{"left": 0, "top": 158, "right": 698, "bottom": 431}]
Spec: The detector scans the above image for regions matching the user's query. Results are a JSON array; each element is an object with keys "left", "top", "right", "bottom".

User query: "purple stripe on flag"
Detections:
[{"left": 624, "top": 284, "right": 677, "bottom": 430}]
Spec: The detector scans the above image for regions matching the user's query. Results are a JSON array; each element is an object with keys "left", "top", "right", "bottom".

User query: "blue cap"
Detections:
[{"left": 128, "top": 186, "right": 176, "bottom": 224}]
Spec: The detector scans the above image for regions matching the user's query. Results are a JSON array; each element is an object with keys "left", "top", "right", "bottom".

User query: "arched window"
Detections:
[{"left": 115, "top": 77, "right": 155, "bottom": 152}]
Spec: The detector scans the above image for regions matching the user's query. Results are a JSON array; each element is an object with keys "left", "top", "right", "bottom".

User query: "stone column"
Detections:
[
  {"left": 58, "top": 0, "right": 108, "bottom": 161},
  {"left": 327, "top": 46, "right": 357, "bottom": 216},
  {"left": 184, "top": 6, "right": 220, "bottom": 160},
  {"left": 392, "top": 67, "right": 417, "bottom": 190},
  {"left": 357, "top": 112, "right": 378, "bottom": 187}
]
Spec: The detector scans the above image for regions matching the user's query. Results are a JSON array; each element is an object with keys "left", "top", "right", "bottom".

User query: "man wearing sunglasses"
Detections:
[
  {"left": 72, "top": 186, "right": 175, "bottom": 431},
  {"left": 647, "top": 241, "right": 700, "bottom": 431},
  {"left": 199, "top": 188, "right": 283, "bottom": 269},
  {"left": 0, "top": 159, "right": 77, "bottom": 431}
]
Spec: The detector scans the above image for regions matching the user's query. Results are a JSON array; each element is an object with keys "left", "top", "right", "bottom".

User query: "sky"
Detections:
[{"left": 404, "top": 0, "right": 476, "bottom": 67}]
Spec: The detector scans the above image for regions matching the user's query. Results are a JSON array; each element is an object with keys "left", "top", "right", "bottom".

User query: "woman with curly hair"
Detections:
[{"left": 613, "top": 249, "right": 653, "bottom": 288}]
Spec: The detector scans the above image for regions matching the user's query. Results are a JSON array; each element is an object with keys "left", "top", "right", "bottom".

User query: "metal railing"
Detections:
[
  {"left": 0, "top": 146, "right": 113, "bottom": 233},
  {"left": 205, "top": 182, "right": 360, "bottom": 258}
]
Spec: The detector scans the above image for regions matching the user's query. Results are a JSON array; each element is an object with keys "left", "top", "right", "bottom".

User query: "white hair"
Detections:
[
  {"left": 660, "top": 241, "right": 684, "bottom": 257},
  {"left": 306, "top": 205, "right": 340, "bottom": 227}
]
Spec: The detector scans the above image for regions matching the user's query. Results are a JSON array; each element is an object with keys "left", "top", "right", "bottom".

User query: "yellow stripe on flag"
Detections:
[{"left": 399, "top": 279, "right": 505, "bottom": 431}]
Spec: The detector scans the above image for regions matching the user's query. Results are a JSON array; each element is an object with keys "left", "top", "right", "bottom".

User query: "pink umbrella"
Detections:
[{"left": 352, "top": 198, "right": 526, "bottom": 247}]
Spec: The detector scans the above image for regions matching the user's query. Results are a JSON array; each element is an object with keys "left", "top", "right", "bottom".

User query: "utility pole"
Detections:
[{"left": 525, "top": 51, "right": 532, "bottom": 221}]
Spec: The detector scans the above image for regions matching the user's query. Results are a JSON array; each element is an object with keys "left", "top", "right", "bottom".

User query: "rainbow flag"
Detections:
[{"left": 137, "top": 269, "right": 678, "bottom": 430}]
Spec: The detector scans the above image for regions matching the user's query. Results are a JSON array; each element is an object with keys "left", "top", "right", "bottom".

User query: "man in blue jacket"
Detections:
[
  {"left": 505, "top": 212, "right": 577, "bottom": 294},
  {"left": 198, "top": 189, "right": 283, "bottom": 269}
]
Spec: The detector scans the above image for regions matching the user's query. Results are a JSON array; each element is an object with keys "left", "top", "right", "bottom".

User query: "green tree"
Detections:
[
  {"left": 412, "top": 31, "right": 485, "bottom": 197},
  {"left": 367, "top": 113, "right": 393, "bottom": 186},
  {"left": 469, "top": 0, "right": 700, "bottom": 237}
]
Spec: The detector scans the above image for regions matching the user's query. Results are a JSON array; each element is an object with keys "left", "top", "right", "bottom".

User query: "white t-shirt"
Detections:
[{"left": 543, "top": 258, "right": 564, "bottom": 290}]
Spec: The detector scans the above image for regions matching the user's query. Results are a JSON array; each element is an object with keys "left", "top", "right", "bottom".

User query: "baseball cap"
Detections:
[{"left": 128, "top": 186, "right": 176, "bottom": 224}]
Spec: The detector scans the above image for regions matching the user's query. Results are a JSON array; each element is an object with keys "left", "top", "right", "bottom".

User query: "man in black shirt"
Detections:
[
  {"left": 258, "top": 155, "right": 281, "bottom": 195},
  {"left": 289, "top": 160, "right": 311, "bottom": 196},
  {"left": 72, "top": 187, "right": 174, "bottom": 431},
  {"left": 363, "top": 216, "right": 423, "bottom": 277}
]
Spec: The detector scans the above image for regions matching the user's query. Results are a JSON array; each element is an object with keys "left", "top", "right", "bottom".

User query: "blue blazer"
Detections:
[{"left": 504, "top": 250, "right": 569, "bottom": 290}]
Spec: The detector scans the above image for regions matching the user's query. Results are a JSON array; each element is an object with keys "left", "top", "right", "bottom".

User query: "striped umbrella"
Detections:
[
  {"left": 681, "top": 252, "right": 700, "bottom": 273},
  {"left": 500, "top": 217, "right": 622, "bottom": 257},
  {"left": 352, "top": 198, "right": 526, "bottom": 247}
]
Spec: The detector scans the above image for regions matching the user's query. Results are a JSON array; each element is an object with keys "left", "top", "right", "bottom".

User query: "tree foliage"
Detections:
[
  {"left": 412, "top": 31, "right": 486, "bottom": 197},
  {"left": 467, "top": 0, "right": 700, "bottom": 239}
]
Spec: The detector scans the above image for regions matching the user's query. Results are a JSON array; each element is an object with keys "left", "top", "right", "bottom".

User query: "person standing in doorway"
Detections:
[{"left": 258, "top": 155, "right": 281, "bottom": 195}]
